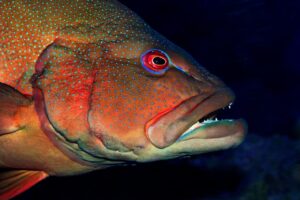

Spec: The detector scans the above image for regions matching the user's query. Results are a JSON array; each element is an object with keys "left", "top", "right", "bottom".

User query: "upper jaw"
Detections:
[{"left": 145, "top": 87, "right": 240, "bottom": 148}]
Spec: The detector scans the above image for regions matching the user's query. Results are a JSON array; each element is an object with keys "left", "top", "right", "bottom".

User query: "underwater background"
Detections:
[{"left": 16, "top": 0, "right": 300, "bottom": 199}]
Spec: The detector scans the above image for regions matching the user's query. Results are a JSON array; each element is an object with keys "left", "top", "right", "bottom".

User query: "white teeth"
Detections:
[
  {"left": 180, "top": 119, "right": 220, "bottom": 139},
  {"left": 200, "top": 118, "right": 219, "bottom": 125},
  {"left": 201, "top": 118, "right": 234, "bottom": 124},
  {"left": 181, "top": 121, "right": 201, "bottom": 136},
  {"left": 187, "top": 121, "right": 201, "bottom": 132},
  {"left": 223, "top": 102, "right": 233, "bottom": 110}
]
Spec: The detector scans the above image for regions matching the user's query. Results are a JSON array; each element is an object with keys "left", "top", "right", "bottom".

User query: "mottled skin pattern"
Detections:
[{"left": 0, "top": 0, "right": 246, "bottom": 197}]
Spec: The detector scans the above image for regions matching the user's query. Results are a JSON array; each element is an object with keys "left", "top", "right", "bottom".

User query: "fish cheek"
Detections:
[
  {"left": 87, "top": 63, "right": 188, "bottom": 149},
  {"left": 87, "top": 64, "right": 151, "bottom": 148}
]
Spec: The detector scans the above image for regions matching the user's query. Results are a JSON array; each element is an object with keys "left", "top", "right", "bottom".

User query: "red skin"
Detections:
[{"left": 0, "top": 0, "right": 246, "bottom": 177}]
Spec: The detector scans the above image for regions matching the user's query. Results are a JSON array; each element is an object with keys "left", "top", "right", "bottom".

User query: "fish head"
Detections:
[{"left": 31, "top": 1, "right": 247, "bottom": 167}]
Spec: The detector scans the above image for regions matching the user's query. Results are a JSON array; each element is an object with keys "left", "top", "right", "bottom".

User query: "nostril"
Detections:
[
  {"left": 189, "top": 66, "right": 226, "bottom": 89},
  {"left": 193, "top": 81, "right": 216, "bottom": 95},
  {"left": 189, "top": 70, "right": 204, "bottom": 82},
  {"left": 207, "top": 73, "right": 227, "bottom": 87}
]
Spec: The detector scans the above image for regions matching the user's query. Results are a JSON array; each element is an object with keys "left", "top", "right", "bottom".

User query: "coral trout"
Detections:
[{"left": 0, "top": 0, "right": 247, "bottom": 199}]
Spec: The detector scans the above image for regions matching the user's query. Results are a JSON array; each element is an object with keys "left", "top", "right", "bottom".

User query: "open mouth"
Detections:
[
  {"left": 145, "top": 88, "right": 247, "bottom": 148},
  {"left": 178, "top": 102, "right": 234, "bottom": 140}
]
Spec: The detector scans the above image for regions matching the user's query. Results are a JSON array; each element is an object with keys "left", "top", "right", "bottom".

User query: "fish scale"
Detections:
[
  {"left": 0, "top": 1, "right": 247, "bottom": 199},
  {"left": 0, "top": 0, "right": 145, "bottom": 94}
]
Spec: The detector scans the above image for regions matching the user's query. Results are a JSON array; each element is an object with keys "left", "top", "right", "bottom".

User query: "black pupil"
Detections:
[{"left": 153, "top": 57, "right": 166, "bottom": 65}]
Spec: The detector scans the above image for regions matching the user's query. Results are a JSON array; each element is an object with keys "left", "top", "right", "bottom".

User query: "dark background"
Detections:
[{"left": 16, "top": 0, "right": 300, "bottom": 199}]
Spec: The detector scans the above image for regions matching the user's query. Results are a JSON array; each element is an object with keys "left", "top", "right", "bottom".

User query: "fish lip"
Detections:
[{"left": 145, "top": 87, "right": 237, "bottom": 148}]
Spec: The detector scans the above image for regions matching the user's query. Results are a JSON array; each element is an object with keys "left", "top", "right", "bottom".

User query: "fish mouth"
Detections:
[{"left": 145, "top": 88, "right": 247, "bottom": 149}]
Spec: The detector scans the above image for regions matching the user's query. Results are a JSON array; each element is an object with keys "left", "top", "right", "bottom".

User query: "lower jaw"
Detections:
[{"left": 177, "top": 119, "right": 247, "bottom": 142}]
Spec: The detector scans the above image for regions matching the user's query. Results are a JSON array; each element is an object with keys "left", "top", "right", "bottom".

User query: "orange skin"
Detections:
[
  {"left": 0, "top": 103, "right": 93, "bottom": 175},
  {"left": 0, "top": 0, "right": 246, "bottom": 178}
]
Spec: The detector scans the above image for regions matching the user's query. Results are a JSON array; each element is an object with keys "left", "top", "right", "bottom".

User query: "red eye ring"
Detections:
[{"left": 141, "top": 49, "right": 170, "bottom": 75}]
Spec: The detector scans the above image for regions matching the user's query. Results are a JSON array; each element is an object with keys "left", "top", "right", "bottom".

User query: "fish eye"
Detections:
[{"left": 141, "top": 49, "right": 170, "bottom": 75}]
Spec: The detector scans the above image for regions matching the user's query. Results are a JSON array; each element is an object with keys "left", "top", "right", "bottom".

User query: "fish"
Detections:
[{"left": 0, "top": 0, "right": 247, "bottom": 199}]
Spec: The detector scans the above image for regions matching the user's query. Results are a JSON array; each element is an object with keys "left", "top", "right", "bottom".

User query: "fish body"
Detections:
[{"left": 0, "top": 0, "right": 247, "bottom": 199}]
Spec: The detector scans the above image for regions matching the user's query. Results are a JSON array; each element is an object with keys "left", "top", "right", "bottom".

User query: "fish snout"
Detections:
[
  {"left": 140, "top": 85, "right": 246, "bottom": 162},
  {"left": 145, "top": 87, "right": 236, "bottom": 149}
]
